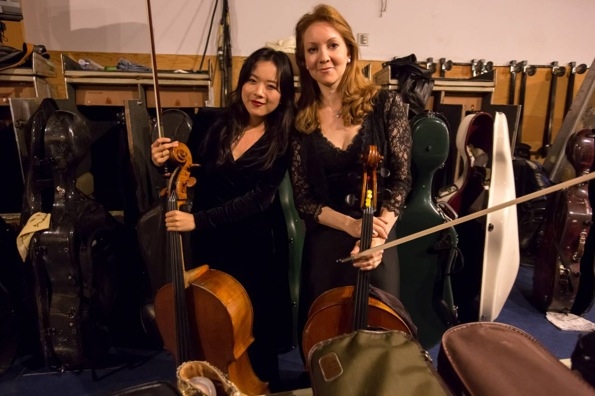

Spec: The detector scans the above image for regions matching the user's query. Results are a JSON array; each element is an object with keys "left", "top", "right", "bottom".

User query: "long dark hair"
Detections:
[{"left": 214, "top": 47, "right": 295, "bottom": 169}]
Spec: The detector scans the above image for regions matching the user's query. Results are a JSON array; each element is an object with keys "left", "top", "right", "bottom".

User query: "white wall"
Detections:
[{"left": 21, "top": 0, "right": 595, "bottom": 65}]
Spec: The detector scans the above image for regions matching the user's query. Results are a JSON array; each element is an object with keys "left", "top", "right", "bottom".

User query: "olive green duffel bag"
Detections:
[{"left": 308, "top": 330, "right": 452, "bottom": 396}]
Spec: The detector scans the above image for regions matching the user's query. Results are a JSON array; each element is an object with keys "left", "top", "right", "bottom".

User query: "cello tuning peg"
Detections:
[
  {"left": 379, "top": 167, "right": 391, "bottom": 178},
  {"left": 345, "top": 194, "right": 359, "bottom": 207}
]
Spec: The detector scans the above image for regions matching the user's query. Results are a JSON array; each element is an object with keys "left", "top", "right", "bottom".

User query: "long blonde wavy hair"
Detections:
[{"left": 294, "top": 4, "right": 380, "bottom": 134}]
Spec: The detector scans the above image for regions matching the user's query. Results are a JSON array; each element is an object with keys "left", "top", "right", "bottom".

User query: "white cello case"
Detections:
[{"left": 479, "top": 112, "right": 520, "bottom": 321}]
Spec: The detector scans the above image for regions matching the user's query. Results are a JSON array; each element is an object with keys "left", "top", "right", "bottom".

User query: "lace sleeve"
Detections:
[
  {"left": 382, "top": 92, "right": 412, "bottom": 217},
  {"left": 289, "top": 133, "right": 323, "bottom": 222}
]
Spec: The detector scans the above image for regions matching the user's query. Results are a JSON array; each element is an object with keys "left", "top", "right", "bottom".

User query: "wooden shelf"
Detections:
[
  {"left": 0, "top": 52, "right": 56, "bottom": 104},
  {"left": 62, "top": 55, "right": 213, "bottom": 108},
  {"left": 374, "top": 64, "right": 495, "bottom": 92}
]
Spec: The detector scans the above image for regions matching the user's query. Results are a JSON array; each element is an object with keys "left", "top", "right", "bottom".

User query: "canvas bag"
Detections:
[
  {"left": 176, "top": 361, "right": 246, "bottom": 396},
  {"left": 308, "top": 330, "right": 452, "bottom": 396}
]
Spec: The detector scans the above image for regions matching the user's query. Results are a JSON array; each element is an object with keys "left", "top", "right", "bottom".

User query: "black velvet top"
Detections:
[{"left": 186, "top": 107, "right": 289, "bottom": 231}]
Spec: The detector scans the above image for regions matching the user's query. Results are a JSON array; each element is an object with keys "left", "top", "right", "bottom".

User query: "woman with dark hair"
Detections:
[
  {"left": 290, "top": 4, "right": 413, "bottom": 347},
  {"left": 150, "top": 47, "right": 296, "bottom": 387}
]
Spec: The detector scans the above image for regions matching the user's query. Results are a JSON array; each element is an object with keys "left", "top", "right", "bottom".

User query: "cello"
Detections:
[
  {"left": 301, "top": 145, "right": 413, "bottom": 362},
  {"left": 153, "top": 143, "right": 269, "bottom": 396},
  {"left": 141, "top": 2, "right": 266, "bottom": 393},
  {"left": 533, "top": 129, "right": 594, "bottom": 313},
  {"left": 397, "top": 112, "right": 459, "bottom": 349}
]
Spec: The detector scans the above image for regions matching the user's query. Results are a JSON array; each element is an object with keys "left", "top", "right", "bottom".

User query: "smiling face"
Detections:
[
  {"left": 241, "top": 60, "right": 281, "bottom": 125},
  {"left": 302, "top": 21, "right": 351, "bottom": 89}
]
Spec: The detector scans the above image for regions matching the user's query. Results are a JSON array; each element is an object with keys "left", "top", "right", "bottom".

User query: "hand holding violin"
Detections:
[{"left": 151, "top": 137, "right": 179, "bottom": 167}]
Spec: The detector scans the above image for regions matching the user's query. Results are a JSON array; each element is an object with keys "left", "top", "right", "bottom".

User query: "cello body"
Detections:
[
  {"left": 301, "top": 286, "right": 413, "bottom": 363},
  {"left": 397, "top": 111, "right": 459, "bottom": 349},
  {"left": 154, "top": 265, "right": 268, "bottom": 396},
  {"left": 534, "top": 129, "right": 594, "bottom": 313}
]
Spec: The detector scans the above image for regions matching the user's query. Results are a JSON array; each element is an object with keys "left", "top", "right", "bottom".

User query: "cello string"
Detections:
[
  {"left": 352, "top": 146, "right": 379, "bottom": 329},
  {"left": 166, "top": 176, "right": 192, "bottom": 364},
  {"left": 354, "top": 199, "right": 374, "bottom": 330},
  {"left": 340, "top": 170, "right": 595, "bottom": 262}
]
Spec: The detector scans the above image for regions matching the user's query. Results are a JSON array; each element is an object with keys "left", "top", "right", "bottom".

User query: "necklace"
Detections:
[
  {"left": 322, "top": 102, "right": 343, "bottom": 119},
  {"left": 325, "top": 106, "right": 341, "bottom": 118}
]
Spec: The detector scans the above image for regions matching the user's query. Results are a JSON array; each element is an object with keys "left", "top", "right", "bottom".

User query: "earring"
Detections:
[{"left": 347, "top": 57, "right": 351, "bottom": 63}]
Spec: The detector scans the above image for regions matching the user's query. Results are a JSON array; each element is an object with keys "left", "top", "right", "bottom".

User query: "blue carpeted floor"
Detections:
[
  {"left": 0, "top": 264, "right": 593, "bottom": 395},
  {"left": 426, "top": 264, "right": 595, "bottom": 363}
]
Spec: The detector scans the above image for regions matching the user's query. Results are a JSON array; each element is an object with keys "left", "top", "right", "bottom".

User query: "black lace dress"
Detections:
[{"left": 290, "top": 91, "right": 412, "bottom": 337}]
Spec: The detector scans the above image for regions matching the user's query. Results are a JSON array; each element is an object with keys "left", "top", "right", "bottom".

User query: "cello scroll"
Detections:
[{"left": 165, "top": 143, "right": 198, "bottom": 207}]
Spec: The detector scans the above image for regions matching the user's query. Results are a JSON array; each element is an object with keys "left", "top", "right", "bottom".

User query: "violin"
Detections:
[
  {"left": 153, "top": 143, "right": 268, "bottom": 395},
  {"left": 301, "top": 145, "right": 413, "bottom": 363}
]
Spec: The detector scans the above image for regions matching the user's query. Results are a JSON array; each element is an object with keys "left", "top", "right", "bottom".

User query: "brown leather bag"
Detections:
[{"left": 438, "top": 322, "right": 595, "bottom": 395}]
